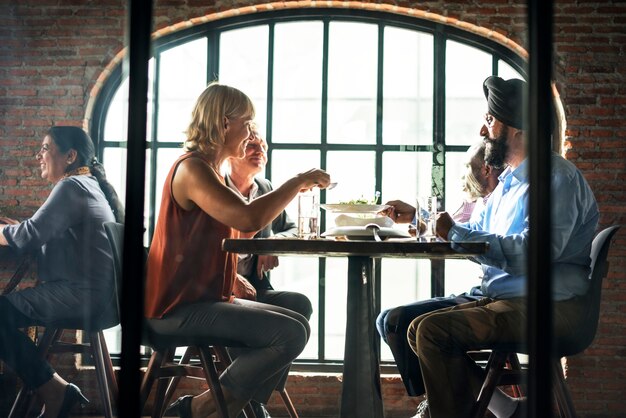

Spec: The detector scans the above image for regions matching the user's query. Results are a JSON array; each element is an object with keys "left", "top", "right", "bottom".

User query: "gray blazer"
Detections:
[{"left": 2, "top": 176, "right": 116, "bottom": 327}]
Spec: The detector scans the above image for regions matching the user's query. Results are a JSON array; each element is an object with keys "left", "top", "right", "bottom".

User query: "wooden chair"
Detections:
[
  {"left": 471, "top": 225, "right": 620, "bottom": 418},
  {"left": 159, "top": 346, "right": 300, "bottom": 418},
  {"left": 104, "top": 222, "right": 296, "bottom": 418},
  {"left": 8, "top": 240, "right": 121, "bottom": 418}
]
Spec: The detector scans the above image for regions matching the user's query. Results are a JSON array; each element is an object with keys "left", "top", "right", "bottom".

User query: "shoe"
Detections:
[
  {"left": 410, "top": 399, "right": 429, "bottom": 418},
  {"left": 237, "top": 400, "right": 272, "bottom": 418},
  {"left": 250, "top": 401, "right": 272, "bottom": 418},
  {"left": 165, "top": 395, "right": 193, "bottom": 418},
  {"left": 37, "top": 383, "right": 89, "bottom": 418}
]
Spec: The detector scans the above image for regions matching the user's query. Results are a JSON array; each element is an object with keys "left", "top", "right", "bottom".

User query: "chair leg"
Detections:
[
  {"left": 99, "top": 330, "right": 119, "bottom": 400},
  {"left": 140, "top": 350, "right": 166, "bottom": 416},
  {"left": 278, "top": 388, "right": 299, "bottom": 418},
  {"left": 152, "top": 349, "right": 176, "bottom": 418},
  {"left": 8, "top": 386, "right": 35, "bottom": 418},
  {"left": 90, "top": 331, "right": 114, "bottom": 418},
  {"left": 552, "top": 359, "right": 577, "bottom": 418},
  {"left": 471, "top": 351, "right": 509, "bottom": 418},
  {"left": 8, "top": 328, "right": 64, "bottom": 418},
  {"left": 162, "top": 346, "right": 196, "bottom": 408},
  {"left": 198, "top": 346, "right": 230, "bottom": 418},
  {"left": 506, "top": 353, "right": 524, "bottom": 398}
]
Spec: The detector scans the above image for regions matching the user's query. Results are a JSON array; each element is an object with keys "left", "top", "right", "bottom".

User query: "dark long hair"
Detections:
[{"left": 47, "top": 126, "right": 125, "bottom": 223}]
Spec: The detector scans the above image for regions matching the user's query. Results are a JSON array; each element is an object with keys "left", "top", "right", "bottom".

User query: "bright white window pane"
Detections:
[
  {"left": 324, "top": 151, "right": 376, "bottom": 228},
  {"left": 445, "top": 259, "right": 482, "bottom": 296},
  {"left": 327, "top": 22, "right": 377, "bottom": 144},
  {"left": 383, "top": 27, "right": 433, "bottom": 146},
  {"left": 269, "top": 149, "right": 322, "bottom": 360},
  {"left": 103, "top": 58, "right": 154, "bottom": 143},
  {"left": 157, "top": 38, "right": 208, "bottom": 143},
  {"left": 102, "top": 147, "right": 150, "bottom": 354},
  {"left": 146, "top": 59, "right": 156, "bottom": 142},
  {"left": 269, "top": 257, "right": 320, "bottom": 359},
  {"left": 446, "top": 40, "right": 491, "bottom": 146},
  {"left": 444, "top": 151, "right": 470, "bottom": 215},
  {"left": 324, "top": 257, "right": 348, "bottom": 360},
  {"left": 104, "top": 78, "right": 129, "bottom": 142},
  {"left": 381, "top": 152, "right": 432, "bottom": 204},
  {"left": 379, "top": 258, "right": 431, "bottom": 361},
  {"left": 102, "top": 148, "right": 127, "bottom": 202},
  {"left": 103, "top": 147, "right": 151, "bottom": 246},
  {"left": 220, "top": 26, "right": 268, "bottom": 129},
  {"left": 271, "top": 150, "right": 320, "bottom": 220},
  {"left": 154, "top": 148, "right": 185, "bottom": 222},
  {"left": 273, "top": 21, "right": 323, "bottom": 144},
  {"left": 498, "top": 59, "right": 524, "bottom": 81},
  {"left": 379, "top": 150, "right": 432, "bottom": 352}
]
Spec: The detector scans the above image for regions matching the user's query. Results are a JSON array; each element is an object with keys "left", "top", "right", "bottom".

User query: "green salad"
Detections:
[{"left": 339, "top": 191, "right": 380, "bottom": 205}]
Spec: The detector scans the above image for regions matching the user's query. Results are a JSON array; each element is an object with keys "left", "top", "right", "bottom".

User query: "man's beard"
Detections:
[{"left": 484, "top": 125, "right": 509, "bottom": 170}]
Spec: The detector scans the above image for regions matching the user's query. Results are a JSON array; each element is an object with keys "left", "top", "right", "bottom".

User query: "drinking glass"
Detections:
[
  {"left": 416, "top": 196, "right": 437, "bottom": 241},
  {"left": 298, "top": 193, "right": 319, "bottom": 239}
]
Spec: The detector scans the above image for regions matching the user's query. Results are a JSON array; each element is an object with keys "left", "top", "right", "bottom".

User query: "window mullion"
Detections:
[
  {"left": 148, "top": 55, "right": 160, "bottom": 242},
  {"left": 266, "top": 22, "right": 275, "bottom": 181}
]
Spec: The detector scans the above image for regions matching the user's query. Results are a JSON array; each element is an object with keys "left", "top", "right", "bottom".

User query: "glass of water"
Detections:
[
  {"left": 298, "top": 193, "right": 319, "bottom": 239},
  {"left": 416, "top": 196, "right": 437, "bottom": 241}
]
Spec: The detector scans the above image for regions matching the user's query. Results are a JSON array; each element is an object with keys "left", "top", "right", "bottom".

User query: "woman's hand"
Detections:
[
  {"left": 0, "top": 217, "right": 18, "bottom": 246},
  {"left": 380, "top": 200, "right": 416, "bottom": 224},
  {"left": 296, "top": 168, "right": 331, "bottom": 192}
]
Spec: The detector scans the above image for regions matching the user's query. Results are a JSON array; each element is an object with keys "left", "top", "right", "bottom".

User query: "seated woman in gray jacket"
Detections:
[{"left": 0, "top": 126, "right": 124, "bottom": 418}]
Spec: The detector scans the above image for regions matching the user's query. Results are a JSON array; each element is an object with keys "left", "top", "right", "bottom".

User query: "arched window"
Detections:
[{"left": 91, "top": 9, "right": 525, "bottom": 368}]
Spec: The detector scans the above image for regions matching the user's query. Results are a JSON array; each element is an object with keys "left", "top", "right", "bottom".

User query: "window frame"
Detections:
[{"left": 89, "top": 8, "right": 526, "bottom": 371}]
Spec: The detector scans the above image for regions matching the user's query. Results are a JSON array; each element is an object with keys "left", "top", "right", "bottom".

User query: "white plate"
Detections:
[
  {"left": 320, "top": 203, "right": 389, "bottom": 213},
  {"left": 321, "top": 226, "right": 411, "bottom": 240},
  {"left": 334, "top": 214, "right": 394, "bottom": 228}
]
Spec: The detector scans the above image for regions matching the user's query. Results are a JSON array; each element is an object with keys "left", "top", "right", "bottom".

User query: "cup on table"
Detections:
[
  {"left": 298, "top": 193, "right": 319, "bottom": 239},
  {"left": 416, "top": 196, "right": 437, "bottom": 242}
]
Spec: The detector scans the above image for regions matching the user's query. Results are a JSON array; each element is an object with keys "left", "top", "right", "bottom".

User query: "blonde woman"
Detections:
[{"left": 145, "top": 82, "right": 330, "bottom": 418}]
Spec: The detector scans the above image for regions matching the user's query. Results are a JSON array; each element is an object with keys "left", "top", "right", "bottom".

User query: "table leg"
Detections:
[{"left": 341, "top": 256, "right": 384, "bottom": 418}]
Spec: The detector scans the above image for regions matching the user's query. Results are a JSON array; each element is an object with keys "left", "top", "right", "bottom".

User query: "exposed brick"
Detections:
[{"left": 0, "top": 2, "right": 625, "bottom": 417}]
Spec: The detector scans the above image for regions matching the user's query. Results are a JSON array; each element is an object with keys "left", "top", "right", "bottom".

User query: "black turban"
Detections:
[{"left": 483, "top": 76, "right": 526, "bottom": 130}]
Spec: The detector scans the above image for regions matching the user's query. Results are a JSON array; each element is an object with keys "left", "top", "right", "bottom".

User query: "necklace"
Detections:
[{"left": 64, "top": 166, "right": 91, "bottom": 177}]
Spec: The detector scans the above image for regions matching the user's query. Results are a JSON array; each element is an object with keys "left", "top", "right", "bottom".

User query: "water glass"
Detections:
[
  {"left": 417, "top": 196, "right": 437, "bottom": 241},
  {"left": 298, "top": 193, "right": 319, "bottom": 239}
]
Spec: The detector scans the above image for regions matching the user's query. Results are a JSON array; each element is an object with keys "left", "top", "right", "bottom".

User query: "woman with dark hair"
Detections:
[{"left": 0, "top": 126, "right": 124, "bottom": 418}]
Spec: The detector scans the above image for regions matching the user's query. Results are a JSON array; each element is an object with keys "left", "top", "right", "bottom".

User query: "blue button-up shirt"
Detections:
[{"left": 448, "top": 153, "right": 599, "bottom": 301}]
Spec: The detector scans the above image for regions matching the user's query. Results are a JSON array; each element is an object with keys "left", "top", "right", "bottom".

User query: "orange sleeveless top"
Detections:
[{"left": 145, "top": 152, "right": 239, "bottom": 319}]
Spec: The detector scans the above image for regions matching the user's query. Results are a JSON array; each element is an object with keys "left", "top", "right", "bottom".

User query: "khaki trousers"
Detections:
[{"left": 407, "top": 297, "right": 585, "bottom": 418}]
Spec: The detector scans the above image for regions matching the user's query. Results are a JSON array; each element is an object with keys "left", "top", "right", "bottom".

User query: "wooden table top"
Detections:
[{"left": 223, "top": 238, "right": 488, "bottom": 259}]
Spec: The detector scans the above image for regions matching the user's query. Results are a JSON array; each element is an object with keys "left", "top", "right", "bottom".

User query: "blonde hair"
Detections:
[
  {"left": 462, "top": 141, "right": 488, "bottom": 200},
  {"left": 184, "top": 82, "right": 255, "bottom": 155}
]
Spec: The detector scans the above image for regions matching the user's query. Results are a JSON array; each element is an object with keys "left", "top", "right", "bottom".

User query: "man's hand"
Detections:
[
  {"left": 435, "top": 212, "right": 454, "bottom": 240},
  {"left": 256, "top": 255, "right": 279, "bottom": 278},
  {"left": 380, "top": 200, "right": 416, "bottom": 224},
  {"left": 233, "top": 274, "right": 257, "bottom": 301}
]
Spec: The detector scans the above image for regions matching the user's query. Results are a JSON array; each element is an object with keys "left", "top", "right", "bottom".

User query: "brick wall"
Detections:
[{"left": 1, "top": 1, "right": 624, "bottom": 416}]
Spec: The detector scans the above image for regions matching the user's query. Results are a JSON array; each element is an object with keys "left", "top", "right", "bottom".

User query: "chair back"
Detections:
[
  {"left": 103, "top": 221, "right": 125, "bottom": 321},
  {"left": 558, "top": 225, "right": 620, "bottom": 356}
]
